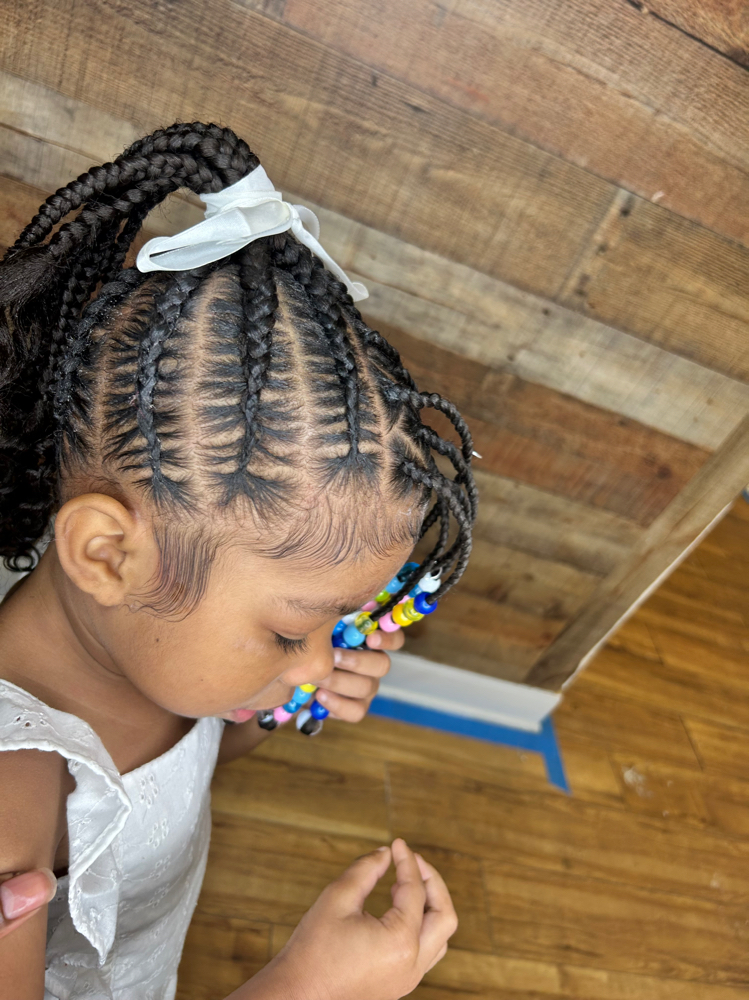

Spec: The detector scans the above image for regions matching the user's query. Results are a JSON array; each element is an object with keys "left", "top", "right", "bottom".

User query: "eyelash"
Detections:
[{"left": 274, "top": 633, "right": 309, "bottom": 655}]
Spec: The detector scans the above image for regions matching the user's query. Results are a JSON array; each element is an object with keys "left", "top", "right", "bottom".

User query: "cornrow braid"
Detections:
[{"left": 0, "top": 121, "right": 477, "bottom": 621}]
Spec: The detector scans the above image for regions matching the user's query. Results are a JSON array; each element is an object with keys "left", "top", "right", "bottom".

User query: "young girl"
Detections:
[{"left": 0, "top": 122, "right": 477, "bottom": 1000}]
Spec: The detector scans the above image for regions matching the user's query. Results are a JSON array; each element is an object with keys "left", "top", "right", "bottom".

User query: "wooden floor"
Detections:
[{"left": 177, "top": 500, "right": 749, "bottom": 999}]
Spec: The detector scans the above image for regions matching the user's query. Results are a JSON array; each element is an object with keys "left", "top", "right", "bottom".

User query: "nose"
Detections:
[{"left": 280, "top": 635, "right": 335, "bottom": 688}]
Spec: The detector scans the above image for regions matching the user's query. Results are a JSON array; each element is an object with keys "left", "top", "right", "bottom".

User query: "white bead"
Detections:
[
  {"left": 418, "top": 572, "right": 441, "bottom": 593},
  {"left": 296, "top": 709, "right": 313, "bottom": 730}
]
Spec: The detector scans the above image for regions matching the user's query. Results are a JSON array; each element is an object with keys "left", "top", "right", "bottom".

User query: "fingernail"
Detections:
[
  {"left": 333, "top": 649, "right": 343, "bottom": 665},
  {"left": 367, "top": 632, "right": 382, "bottom": 648},
  {"left": 0, "top": 869, "right": 57, "bottom": 919},
  {"left": 376, "top": 846, "right": 389, "bottom": 853},
  {"left": 317, "top": 690, "right": 328, "bottom": 703}
]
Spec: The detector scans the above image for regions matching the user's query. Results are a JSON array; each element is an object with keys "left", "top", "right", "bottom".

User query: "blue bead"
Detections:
[
  {"left": 413, "top": 592, "right": 437, "bottom": 615},
  {"left": 384, "top": 576, "right": 402, "bottom": 594},
  {"left": 293, "top": 687, "right": 313, "bottom": 705},
  {"left": 332, "top": 634, "right": 350, "bottom": 648},
  {"left": 397, "top": 561, "right": 420, "bottom": 582},
  {"left": 343, "top": 623, "right": 367, "bottom": 646},
  {"left": 310, "top": 700, "right": 329, "bottom": 720},
  {"left": 283, "top": 700, "right": 301, "bottom": 713},
  {"left": 333, "top": 620, "right": 347, "bottom": 636}
]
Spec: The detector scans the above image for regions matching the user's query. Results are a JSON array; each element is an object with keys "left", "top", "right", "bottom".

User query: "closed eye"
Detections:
[{"left": 274, "top": 633, "right": 309, "bottom": 655}]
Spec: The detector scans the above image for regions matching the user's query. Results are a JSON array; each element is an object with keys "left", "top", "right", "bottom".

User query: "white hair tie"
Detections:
[{"left": 136, "top": 165, "right": 368, "bottom": 302}]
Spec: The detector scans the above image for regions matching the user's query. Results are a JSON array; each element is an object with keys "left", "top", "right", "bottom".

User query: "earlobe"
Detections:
[{"left": 54, "top": 494, "right": 148, "bottom": 607}]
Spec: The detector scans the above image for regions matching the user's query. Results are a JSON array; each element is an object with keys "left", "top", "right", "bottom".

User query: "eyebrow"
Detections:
[{"left": 283, "top": 597, "right": 366, "bottom": 619}]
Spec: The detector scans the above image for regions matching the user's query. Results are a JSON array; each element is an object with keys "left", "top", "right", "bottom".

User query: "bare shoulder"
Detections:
[{"left": 0, "top": 748, "right": 71, "bottom": 1000}]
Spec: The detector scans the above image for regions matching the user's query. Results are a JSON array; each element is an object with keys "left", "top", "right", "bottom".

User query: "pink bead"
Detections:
[
  {"left": 361, "top": 600, "right": 378, "bottom": 612},
  {"left": 273, "top": 707, "right": 293, "bottom": 724},
  {"left": 378, "top": 612, "right": 401, "bottom": 632}
]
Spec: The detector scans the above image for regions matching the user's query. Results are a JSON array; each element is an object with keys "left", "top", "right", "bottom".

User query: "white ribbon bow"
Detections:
[{"left": 136, "top": 165, "right": 368, "bottom": 302}]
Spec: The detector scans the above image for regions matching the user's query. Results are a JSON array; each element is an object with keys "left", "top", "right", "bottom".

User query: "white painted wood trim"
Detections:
[{"left": 379, "top": 652, "right": 561, "bottom": 733}]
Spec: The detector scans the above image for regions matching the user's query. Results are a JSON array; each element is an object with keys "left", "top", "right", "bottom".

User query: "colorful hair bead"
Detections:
[
  {"left": 257, "top": 709, "right": 278, "bottom": 731},
  {"left": 299, "top": 683, "right": 318, "bottom": 693},
  {"left": 354, "top": 612, "right": 378, "bottom": 635},
  {"left": 415, "top": 571, "right": 441, "bottom": 594},
  {"left": 310, "top": 700, "right": 329, "bottom": 720},
  {"left": 413, "top": 592, "right": 437, "bottom": 615},
  {"left": 375, "top": 590, "right": 391, "bottom": 603},
  {"left": 342, "top": 623, "right": 367, "bottom": 646},
  {"left": 293, "top": 687, "right": 314, "bottom": 705},
  {"left": 378, "top": 611, "right": 400, "bottom": 632},
  {"left": 392, "top": 599, "right": 424, "bottom": 627},
  {"left": 273, "top": 706, "right": 293, "bottom": 724}
]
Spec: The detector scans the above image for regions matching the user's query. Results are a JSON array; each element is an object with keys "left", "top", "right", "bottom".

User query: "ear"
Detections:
[{"left": 54, "top": 494, "right": 157, "bottom": 607}]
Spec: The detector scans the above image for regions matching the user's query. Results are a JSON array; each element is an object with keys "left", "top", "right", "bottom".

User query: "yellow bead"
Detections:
[
  {"left": 392, "top": 600, "right": 424, "bottom": 627},
  {"left": 299, "top": 683, "right": 318, "bottom": 693},
  {"left": 354, "top": 612, "right": 378, "bottom": 635}
]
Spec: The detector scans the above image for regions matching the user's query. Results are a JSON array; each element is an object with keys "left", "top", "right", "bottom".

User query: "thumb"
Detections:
[
  {"left": 323, "top": 846, "right": 392, "bottom": 915},
  {"left": 0, "top": 869, "right": 57, "bottom": 931}
]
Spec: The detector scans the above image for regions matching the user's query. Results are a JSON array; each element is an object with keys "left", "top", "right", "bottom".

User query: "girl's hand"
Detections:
[
  {"left": 316, "top": 627, "right": 404, "bottom": 722},
  {"left": 241, "top": 838, "right": 457, "bottom": 1000},
  {"left": 0, "top": 870, "right": 57, "bottom": 939}
]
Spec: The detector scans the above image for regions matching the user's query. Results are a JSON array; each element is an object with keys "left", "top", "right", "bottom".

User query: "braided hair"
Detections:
[{"left": 0, "top": 122, "right": 477, "bottom": 618}]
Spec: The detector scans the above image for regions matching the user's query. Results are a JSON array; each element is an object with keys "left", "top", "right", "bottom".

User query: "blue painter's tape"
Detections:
[{"left": 368, "top": 695, "right": 569, "bottom": 793}]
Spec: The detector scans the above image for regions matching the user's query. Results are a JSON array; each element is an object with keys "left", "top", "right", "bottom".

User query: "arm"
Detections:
[{"left": 0, "top": 748, "right": 70, "bottom": 1000}]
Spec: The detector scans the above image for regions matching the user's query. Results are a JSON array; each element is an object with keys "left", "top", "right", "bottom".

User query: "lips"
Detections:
[{"left": 225, "top": 708, "right": 257, "bottom": 723}]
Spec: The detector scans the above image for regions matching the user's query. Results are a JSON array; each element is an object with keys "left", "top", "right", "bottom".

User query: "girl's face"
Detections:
[{"left": 74, "top": 536, "right": 414, "bottom": 722}]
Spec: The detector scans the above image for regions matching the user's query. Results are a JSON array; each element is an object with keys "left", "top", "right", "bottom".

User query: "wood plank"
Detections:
[
  {"left": 450, "top": 538, "right": 601, "bottom": 621},
  {"left": 5, "top": 95, "right": 749, "bottom": 452},
  {"left": 176, "top": 910, "right": 269, "bottom": 1000},
  {"left": 387, "top": 323, "right": 711, "bottom": 526},
  {"left": 419, "top": 949, "right": 749, "bottom": 1000},
  {"left": 404, "top": 590, "right": 567, "bottom": 682},
  {"left": 387, "top": 762, "right": 749, "bottom": 903},
  {"left": 526, "top": 415, "right": 749, "bottom": 689},
  {"left": 641, "top": 1, "right": 749, "bottom": 67},
  {"left": 210, "top": 734, "right": 390, "bottom": 840},
  {"left": 574, "top": 640, "right": 749, "bottom": 732},
  {"left": 610, "top": 754, "right": 749, "bottom": 840},
  {"left": 470, "top": 469, "right": 642, "bottom": 577},
  {"left": 685, "top": 717, "right": 749, "bottom": 781},
  {"left": 558, "top": 189, "right": 749, "bottom": 380},
  {"left": 274, "top": 0, "right": 749, "bottom": 247},
  {"left": 483, "top": 860, "right": 749, "bottom": 984},
  {"left": 0, "top": 9, "right": 614, "bottom": 299},
  {"left": 554, "top": 685, "right": 700, "bottom": 767}
]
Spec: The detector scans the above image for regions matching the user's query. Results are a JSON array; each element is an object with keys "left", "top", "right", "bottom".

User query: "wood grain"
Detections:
[
  {"left": 642, "top": 0, "right": 749, "bottom": 66},
  {"left": 274, "top": 0, "right": 749, "bottom": 246},
  {"left": 685, "top": 717, "right": 749, "bottom": 781},
  {"left": 527, "top": 416, "right": 749, "bottom": 688},
  {"left": 558, "top": 190, "right": 749, "bottom": 381},
  {"left": 483, "top": 860, "right": 749, "bottom": 984},
  {"left": 176, "top": 911, "right": 269, "bottom": 1000}
]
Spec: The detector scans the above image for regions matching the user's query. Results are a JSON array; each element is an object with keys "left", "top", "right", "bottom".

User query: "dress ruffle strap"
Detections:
[{"left": 0, "top": 680, "right": 132, "bottom": 966}]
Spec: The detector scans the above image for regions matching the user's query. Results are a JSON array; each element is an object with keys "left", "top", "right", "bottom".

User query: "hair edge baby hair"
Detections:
[{"left": 0, "top": 122, "right": 477, "bottom": 633}]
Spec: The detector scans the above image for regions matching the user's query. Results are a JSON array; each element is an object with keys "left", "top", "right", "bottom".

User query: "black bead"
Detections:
[{"left": 257, "top": 709, "right": 278, "bottom": 731}]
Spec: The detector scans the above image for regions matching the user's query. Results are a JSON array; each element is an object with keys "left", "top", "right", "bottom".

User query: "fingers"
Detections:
[
  {"left": 380, "top": 838, "right": 427, "bottom": 938},
  {"left": 332, "top": 647, "right": 392, "bottom": 677},
  {"left": 315, "top": 687, "right": 370, "bottom": 723},
  {"left": 0, "top": 869, "right": 57, "bottom": 938},
  {"left": 321, "top": 667, "right": 379, "bottom": 702},
  {"left": 413, "top": 853, "right": 458, "bottom": 963},
  {"left": 366, "top": 629, "right": 405, "bottom": 652},
  {"left": 324, "top": 846, "right": 392, "bottom": 915}
]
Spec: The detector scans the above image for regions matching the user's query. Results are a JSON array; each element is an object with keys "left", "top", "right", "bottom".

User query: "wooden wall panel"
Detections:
[
  {"left": 642, "top": 0, "right": 749, "bottom": 65},
  {"left": 261, "top": 0, "right": 749, "bottom": 246}
]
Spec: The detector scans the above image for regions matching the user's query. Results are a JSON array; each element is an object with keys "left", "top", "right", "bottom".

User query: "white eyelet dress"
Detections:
[{"left": 0, "top": 678, "right": 225, "bottom": 1000}]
